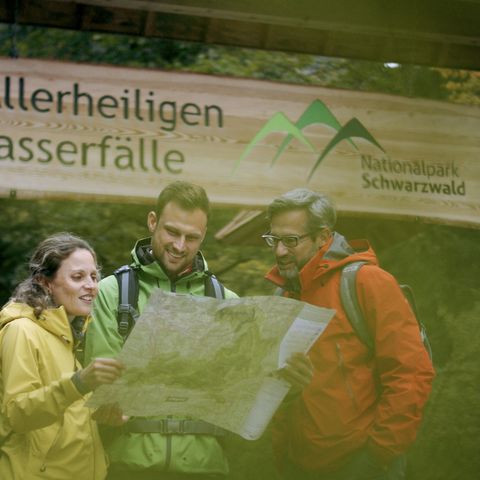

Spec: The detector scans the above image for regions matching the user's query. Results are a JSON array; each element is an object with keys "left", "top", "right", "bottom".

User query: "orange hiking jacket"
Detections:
[{"left": 266, "top": 233, "right": 434, "bottom": 472}]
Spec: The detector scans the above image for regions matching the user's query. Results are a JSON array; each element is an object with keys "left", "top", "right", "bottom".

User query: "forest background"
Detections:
[{"left": 0, "top": 24, "right": 479, "bottom": 480}]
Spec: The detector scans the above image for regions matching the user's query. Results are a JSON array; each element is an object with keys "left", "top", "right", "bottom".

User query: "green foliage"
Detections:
[
  {"left": 0, "top": 24, "right": 206, "bottom": 69},
  {"left": 324, "top": 61, "right": 450, "bottom": 100},
  {"left": 379, "top": 226, "right": 480, "bottom": 480},
  {"left": 187, "top": 46, "right": 334, "bottom": 84},
  {"left": 440, "top": 69, "right": 480, "bottom": 106},
  {"left": 407, "top": 302, "right": 480, "bottom": 480}
]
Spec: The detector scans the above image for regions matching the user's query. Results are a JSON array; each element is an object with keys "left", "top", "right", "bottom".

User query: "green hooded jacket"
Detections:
[{"left": 84, "top": 238, "right": 237, "bottom": 474}]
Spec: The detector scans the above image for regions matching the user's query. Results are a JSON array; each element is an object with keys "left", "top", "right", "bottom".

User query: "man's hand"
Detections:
[
  {"left": 80, "top": 357, "right": 124, "bottom": 391},
  {"left": 279, "top": 352, "right": 314, "bottom": 393},
  {"left": 92, "top": 403, "right": 129, "bottom": 426}
]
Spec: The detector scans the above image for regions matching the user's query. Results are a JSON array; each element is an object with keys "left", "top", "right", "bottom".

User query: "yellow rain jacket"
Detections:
[{"left": 0, "top": 302, "right": 107, "bottom": 479}]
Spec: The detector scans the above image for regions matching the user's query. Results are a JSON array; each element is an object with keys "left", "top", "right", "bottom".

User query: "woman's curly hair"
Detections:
[{"left": 10, "top": 233, "right": 98, "bottom": 318}]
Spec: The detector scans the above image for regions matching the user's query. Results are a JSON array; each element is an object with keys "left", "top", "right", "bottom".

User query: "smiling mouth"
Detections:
[{"left": 167, "top": 251, "right": 184, "bottom": 260}]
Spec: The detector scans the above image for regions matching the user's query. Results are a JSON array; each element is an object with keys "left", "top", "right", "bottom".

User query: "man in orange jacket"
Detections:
[{"left": 263, "top": 188, "right": 435, "bottom": 480}]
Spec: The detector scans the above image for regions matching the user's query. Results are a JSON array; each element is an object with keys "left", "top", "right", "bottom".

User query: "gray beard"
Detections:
[
  {"left": 278, "top": 266, "right": 301, "bottom": 293},
  {"left": 278, "top": 264, "right": 299, "bottom": 280}
]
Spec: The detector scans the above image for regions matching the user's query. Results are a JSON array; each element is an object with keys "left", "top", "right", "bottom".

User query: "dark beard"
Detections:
[{"left": 283, "top": 275, "right": 301, "bottom": 294}]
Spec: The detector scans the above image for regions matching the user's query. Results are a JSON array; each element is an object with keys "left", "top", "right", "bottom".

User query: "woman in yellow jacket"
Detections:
[{"left": 0, "top": 233, "right": 124, "bottom": 479}]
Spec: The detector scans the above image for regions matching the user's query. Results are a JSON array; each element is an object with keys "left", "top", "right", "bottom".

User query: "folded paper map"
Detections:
[{"left": 88, "top": 290, "right": 334, "bottom": 440}]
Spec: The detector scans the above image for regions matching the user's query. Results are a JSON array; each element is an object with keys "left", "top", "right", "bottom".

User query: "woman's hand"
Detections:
[
  {"left": 92, "top": 403, "right": 129, "bottom": 426},
  {"left": 79, "top": 357, "right": 124, "bottom": 391}
]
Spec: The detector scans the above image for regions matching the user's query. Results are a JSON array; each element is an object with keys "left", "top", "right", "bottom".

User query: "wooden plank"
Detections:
[
  {"left": 81, "top": 4, "right": 147, "bottom": 34},
  {"left": 56, "top": 0, "right": 480, "bottom": 40},
  {"left": 1, "top": 1, "right": 479, "bottom": 69},
  {"left": 0, "top": 57, "right": 479, "bottom": 228},
  {"left": 17, "top": 0, "right": 79, "bottom": 29}
]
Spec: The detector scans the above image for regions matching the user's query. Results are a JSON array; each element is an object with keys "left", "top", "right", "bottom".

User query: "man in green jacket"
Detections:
[{"left": 84, "top": 181, "right": 237, "bottom": 480}]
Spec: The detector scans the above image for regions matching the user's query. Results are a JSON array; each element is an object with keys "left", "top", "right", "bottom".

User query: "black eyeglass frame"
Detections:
[{"left": 261, "top": 232, "right": 311, "bottom": 248}]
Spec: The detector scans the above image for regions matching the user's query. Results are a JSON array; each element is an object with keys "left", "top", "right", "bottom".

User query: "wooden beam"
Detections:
[
  {"left": 54, "top": 0, "right": 480, "bottom": 43},
  {"left": 0, "top": 0, "right": 479, "bottom": 69}
]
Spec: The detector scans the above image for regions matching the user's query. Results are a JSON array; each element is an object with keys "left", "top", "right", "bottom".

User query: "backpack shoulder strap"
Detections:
[
  {"left": 399, "top": 284, "right": 417, "bottom": 314},
  {"left": 399, "top": 284, "right": 433, "bottom": 359},
  {"left": 114, "top": 265, "right": 140, "bottom": 341},
  {"left": 340, "top": 261, "right": 375, "bottom": 351},
  {"left": 204, "top": 272, "right": 225, "bottom": 299}
]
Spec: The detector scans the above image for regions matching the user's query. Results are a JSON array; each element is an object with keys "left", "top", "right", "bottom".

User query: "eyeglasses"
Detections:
[{"left": 261, "top": 233, "right": 311, "bottom": 248}]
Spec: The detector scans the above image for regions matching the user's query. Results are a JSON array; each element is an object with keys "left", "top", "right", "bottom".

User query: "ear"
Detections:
[
  {"left": 147, "top": 211, "right": 157, "bottom": 234},
  {"left": 314, "top": 227, "right": 331, "bottom": 248},
  {"left": 319, "top": 227, "right": 331, "bottom": 243}
]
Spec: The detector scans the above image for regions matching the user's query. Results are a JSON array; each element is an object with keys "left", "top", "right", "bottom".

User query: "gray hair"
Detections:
[{"left": 266, "top": 188, "right": 337, "bottom": 232}]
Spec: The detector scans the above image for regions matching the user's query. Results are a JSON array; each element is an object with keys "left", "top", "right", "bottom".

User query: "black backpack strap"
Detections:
[
  {"left": 204, "top": 272, "right": 225, "bottom": 299},
  {"left": 340, "top": 261, "right": 375, "bottom": 351},
  {"left": 399, "top": 284, "right": 433, "bottom": 359},
  {"left": 114, "top": 265, "right": 140, "bottom": 341}
]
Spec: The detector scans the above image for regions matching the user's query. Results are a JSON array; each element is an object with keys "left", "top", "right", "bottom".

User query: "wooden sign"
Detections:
[{"left": 1, "top": 58, "right": 479, "bottom": 227}]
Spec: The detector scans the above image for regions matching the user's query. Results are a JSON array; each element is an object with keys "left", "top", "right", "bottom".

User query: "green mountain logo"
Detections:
[{"left": 233, "top": 99, "right": 385, "bottom": 182}]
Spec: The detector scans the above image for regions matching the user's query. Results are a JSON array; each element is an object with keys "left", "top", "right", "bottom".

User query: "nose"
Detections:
[
  {"left": 173, "top": 236, "right": 186, "bottom": 251},
  {"left": 85, "top": 276, "right": 98, "bottom": 291},
  {"left": 274, "top": 241, "right": 289, "bottom": 257}
]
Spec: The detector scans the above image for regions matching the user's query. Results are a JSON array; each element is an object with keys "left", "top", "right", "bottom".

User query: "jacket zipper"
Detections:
[
  {"left": 335, "top": 342, "right": 358, "bottom": 410},
  {"left": 40, "top": 422, "right": 63, "bottom": 473}
]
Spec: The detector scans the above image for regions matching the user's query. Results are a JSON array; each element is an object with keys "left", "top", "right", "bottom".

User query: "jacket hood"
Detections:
[
  {"left": 0, "top": 302, "right": 75, "bottom": 345},
  {"left": 0, "top": 302, "right": 36, "bottom": 329},
  {"left": 266, "top": 232, "right": 378, "bottom": 288},
  {"left": 130, "top": 237, "right": 211, "bottom": 281},
  {"left": 322, "top": 232, "right": 377, "bottom": 265}
]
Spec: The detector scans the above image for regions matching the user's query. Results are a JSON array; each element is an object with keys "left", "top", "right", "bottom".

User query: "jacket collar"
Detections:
[
  {"left": 131, "top": 237, "right": 210, "bottom": 282},
  {"left": 0, "top": 302, "right": 76, "bottom": 347}
]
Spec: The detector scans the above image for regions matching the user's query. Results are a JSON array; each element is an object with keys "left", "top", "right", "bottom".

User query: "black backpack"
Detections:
[
  {"left": 114, "top": 265, "right": 226, "bottom": 341},
  {"left": 340, "top": 261, "right": 432, "bottom": 359}
]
